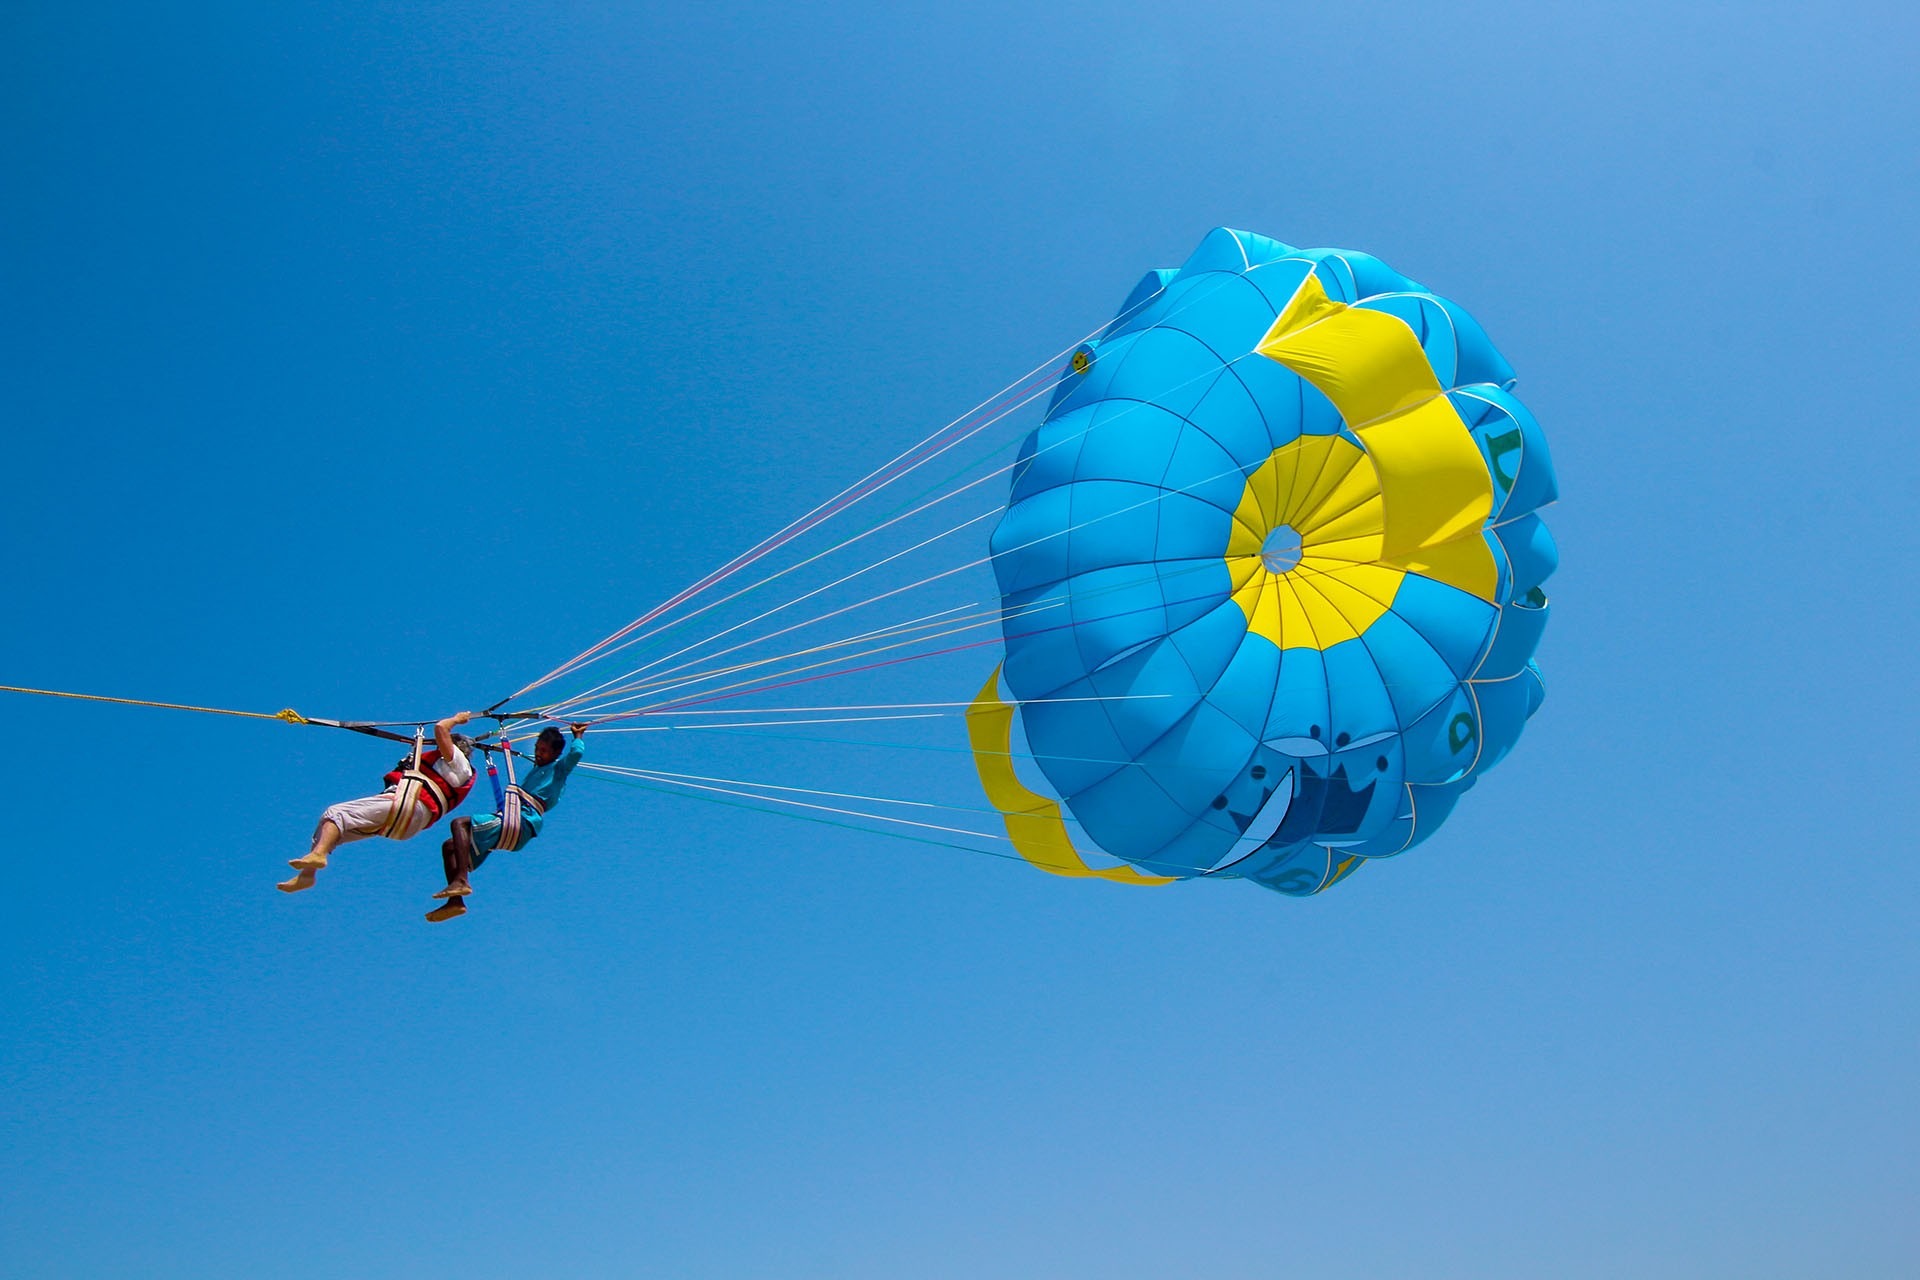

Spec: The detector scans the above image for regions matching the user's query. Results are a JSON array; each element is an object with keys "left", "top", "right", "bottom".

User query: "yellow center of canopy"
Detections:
[
  {"left": 1228, "top": 273, "right": 1500, "bottom": 650},
  {"left": 1226, "top": 434, "right": 1404, "bottom": 648}
]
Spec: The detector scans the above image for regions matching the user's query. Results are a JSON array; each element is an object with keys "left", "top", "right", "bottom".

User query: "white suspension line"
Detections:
[
  {"left": 579, "top": 718, "right": 1201, "bottom": 777},
  {"left": 580, "top": 763, "right": 1011, "bottom": 843},
  {"left": 507, "top": 270, "right": 1271, "bottom": 707},
  {"left": 560, "top": 550, "right": 1205, "bottom": 724},
  {"left": 588, "top": 762, "right": 1023, "bottom": 817},
  {"left": 593, "top": 694, "right": 1172, "bottom": 716},
  {"left": 533, "top": 343, "right": 1260, "bottom": 715},
  {"left": 541, "top": 600, "right": 1002, "bottom": 722},
  {"left": 590, "top": 713, "right": 947, "bottom": 730},
  {"left": 546, "top": 505, "right": 1004, "bottom": 715},
  {"left": 567, "top": 609, "right": 1020, "bottom": 724},
  {"left": 608, "top": 455, "right": 1263, "bottom": 718},
  {"left": 551, "top": 549, "right": 1229, "bottom": 728},
  {"left": 531, "top": 382, "right": 1065, "bottom": 709},
  {"left": 508, "top": 304, "right": 1152, "bottom": 705},
  {"left": 549, "top": 587, "right": 1020, "bottom": 720},
  {"left": 542, "top": 568, "right": 1059, "bottom": 720}
]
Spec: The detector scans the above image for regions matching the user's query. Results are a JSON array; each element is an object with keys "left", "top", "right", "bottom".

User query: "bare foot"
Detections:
[
  {"left": 289, "top": 851, "right": 330, "bottom": 871},
  {"left": 425, "top": 900, "right": 467, "bottom": 923},
  {"left": 431, "top": 880, "right": 472, "bottom": 899},
  {"left": 277, "top": 869, "right": 317, "bottom": 893}
]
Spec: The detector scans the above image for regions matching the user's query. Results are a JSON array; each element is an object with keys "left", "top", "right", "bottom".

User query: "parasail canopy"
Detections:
[{"left": 978, "top": 228, "right": 1557, "bottom": 895}]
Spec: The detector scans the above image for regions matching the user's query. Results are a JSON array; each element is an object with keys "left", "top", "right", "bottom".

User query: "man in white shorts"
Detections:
[{"left": 278, "top": 710, "right": 477, "bottom": 894}]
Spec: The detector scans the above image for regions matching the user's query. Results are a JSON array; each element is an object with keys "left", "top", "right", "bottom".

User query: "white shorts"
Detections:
[{"left": 318, "top": 790, "right": 436, "bottom": 843}]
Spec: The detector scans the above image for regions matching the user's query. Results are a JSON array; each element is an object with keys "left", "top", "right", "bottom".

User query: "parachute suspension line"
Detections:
[
  {"left": 553, "top": 386, "right": 1214, "bottom": 718},
  {"left": 586, "top": 761, "right": 1041, "bottom": 821},
  {"left": 509, "top": 274, "right": 1277, "bottom": 745},
  {"left": 634, "top": 626, "right": 1015, "bottom": 719},
  {"left": 582, "top": 599, "right": 1037, "bottom": 721},
  {"left": 546, "top": 557, "right": 1037, "bottom": 719},
  {"left": 592, "top": 721, "right": 1188, "bottom": 775},
  {"left": 514, "top": 279, "right": 1282, "bottom": 728},
  {"left": 563, "top": 697, "right": 1175, "bottom": 735},
  {"left": 555, "top": 707, "right": 1062, "bottom": 731},
  {"left": 560, "top": 276, "right": 1274, "bottom": 725},
  {"left": 546, "top": 576, "right": 1027, "bottom": 722},
  {"left": 503, "top": 278, "right": 1185, "bottom": 712},
  {"left": 580, "top": 768, "right": 1040, "bottom": 868},
  {"left": 588, "top": 712, "right": 951, "bottom": 730},
  {"left": 594, "top": 559, "right": 1220, "bottom": 734},
  {"left": 569, "top": 694, "right": 1173, "bottom": 717},
  {"left": 597, "top": 574, "right": 1215, "bottom": 728},
  {"left": 522, "top": 347, "right": 1263, "bottom": 723},
  {"left": 538, "top": 496, "right": 1001, "bottom": 716},
  {"left": 533, "top": 496, "right": 1037, "bottom": 719},
  {"left": 545, "top": 614, "right": 996, "bottom": 724},
  {"left": 542, "top": 555, "right": 1229, "bottom": 729},
  {"left": 536, "top": 562, "right": 1036, "bottom": 720},
  {"left": 620, "top": 549, "right": 1215, "bottom": 707},
  {"left": 539, "top": 630, "right": 1010, "bottom": 730},
  {"left": 580, "top": 763, "right": 1011, "bottom": 844},
  {"left": 504, "top": 354, "right": 1071, "bottom": 706},
  {"left": 537, "top": 503, "right": 1006, "bottom": 721},
  {"left": 530, "top": 358, "right": 1128, "bottom": 717},
  {"left": 546, "top": 459, "right": 1254, "bottom": 722},
  {"left": 529, "top": 601, "right": 981, "bottom": 722},
  {"left": 526, "top": 378, "right": 1062, "bottom": 713},
  {"left": 540, "top": 625, "right": 1475, "bottom": 735}
]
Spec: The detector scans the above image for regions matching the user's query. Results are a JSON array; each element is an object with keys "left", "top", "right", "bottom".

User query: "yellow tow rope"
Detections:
[{"left": 0, "top": 683, "right": 309, "bottom": 724}]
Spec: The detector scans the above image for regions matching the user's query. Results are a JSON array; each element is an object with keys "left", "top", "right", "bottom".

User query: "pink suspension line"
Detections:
[{"left": 503, "top": 361, "right": 1064, "bottom": 706}]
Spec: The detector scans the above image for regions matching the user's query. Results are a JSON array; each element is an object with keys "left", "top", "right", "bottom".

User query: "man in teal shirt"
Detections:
[{"left": 426, "top": 722, "right": 586, "bottom": 922}]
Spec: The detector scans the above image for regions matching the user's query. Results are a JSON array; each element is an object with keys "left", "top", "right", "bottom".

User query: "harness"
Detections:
[
  {"left": 379, "top": 728, "right": 473, "bottom": 839},
  {"left": 485, "top": 737, "right": 543, "bottom": 854}
]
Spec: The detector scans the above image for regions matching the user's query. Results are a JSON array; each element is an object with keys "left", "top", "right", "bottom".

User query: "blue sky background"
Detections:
[{"left": 4, "top": 2, "right": 1917, "bottom": 1276}]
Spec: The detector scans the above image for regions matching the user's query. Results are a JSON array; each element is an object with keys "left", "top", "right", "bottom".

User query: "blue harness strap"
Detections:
[{"left": 483, "top": 744, "right": 506, "bottom": 810}]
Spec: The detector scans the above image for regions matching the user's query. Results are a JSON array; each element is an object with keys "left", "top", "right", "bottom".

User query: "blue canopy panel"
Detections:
[{"left": 987, "top": 229, "right": 1558, "bottom": 895}]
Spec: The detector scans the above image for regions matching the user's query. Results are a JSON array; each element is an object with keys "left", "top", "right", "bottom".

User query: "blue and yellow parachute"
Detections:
[{"left": 968, "top": 229, "right": 1557, "bottom": 896}]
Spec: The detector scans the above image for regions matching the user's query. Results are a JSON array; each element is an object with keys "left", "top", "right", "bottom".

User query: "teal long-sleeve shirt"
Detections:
[{"left": 512, "top": 737, "right": 584, "bottom": 836}]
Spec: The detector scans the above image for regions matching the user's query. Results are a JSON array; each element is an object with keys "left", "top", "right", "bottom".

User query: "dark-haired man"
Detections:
[
  {"left": 280, "top": 711, "right": 477, "bottom": 894},
  {"left": 427, "top": 721, "right": 586, "bottom": 923}
]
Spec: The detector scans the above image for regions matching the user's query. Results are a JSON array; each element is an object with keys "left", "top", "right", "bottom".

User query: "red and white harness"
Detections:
[{"left": 378, "top": 728, "right": 473, "bottom": 839}]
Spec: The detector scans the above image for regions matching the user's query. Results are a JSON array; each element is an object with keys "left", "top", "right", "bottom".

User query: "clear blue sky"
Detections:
[{"left": 4, "top": 3, "right": 1917, "bottom": 1277}]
